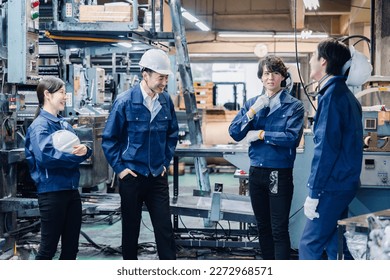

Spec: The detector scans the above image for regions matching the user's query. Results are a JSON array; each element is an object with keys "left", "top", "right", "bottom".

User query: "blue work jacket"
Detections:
[
  {"left": 229, "top": 89, "right": 304, "bottom": 168},
  {"left": 102, "top": 84, "right": 179, "bottom": 177},
  {"left": 25, "top": 109, "right": 92, "bottom": 194},
  {"left": 307, "top": 76, "right": 363, "bottom": 198}
]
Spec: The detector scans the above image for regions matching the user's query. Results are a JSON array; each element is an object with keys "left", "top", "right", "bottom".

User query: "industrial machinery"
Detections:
[
  {"left": 0, "top": 0, "right": 180, "bottom": 257},
  {"left": 0, "top": 0, "right": 127, "bottom": 253},
  {"left": 350, "top": 76, "right": 390, "bottom": 214},
  {"left": 0, "top": 0, "right": 388, "bottom": 260}
]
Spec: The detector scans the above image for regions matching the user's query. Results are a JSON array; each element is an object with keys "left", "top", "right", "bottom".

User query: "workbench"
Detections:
[
  {"left": 337, "top": 208, "right": 390, "bottom": 259},
  {"left": 171, "top": 144, "right": 258, "bottom": 248}
]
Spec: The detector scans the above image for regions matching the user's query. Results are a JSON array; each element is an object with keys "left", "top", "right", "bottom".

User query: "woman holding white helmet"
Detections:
[
  {"left": 102, "top": 48, "right": 179, "bottom": 260},
  {"left": 25, "top": 76, "right": 92, "bottom": 259}
]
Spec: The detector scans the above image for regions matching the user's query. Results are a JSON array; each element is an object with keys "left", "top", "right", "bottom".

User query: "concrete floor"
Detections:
[{"left": 7, "top": 170, "right": 266, "bottom": 260}]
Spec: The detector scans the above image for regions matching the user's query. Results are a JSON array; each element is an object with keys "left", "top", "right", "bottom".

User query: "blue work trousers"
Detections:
[
  {"left": 249, "top": 166, "right": 294, "bottom": 260},
  {"left": 299, "top": 190, "right": 356, "bottom": 260},
  {"left": 119, "top": 172, "right": 176, "bottom": 260},
  {"left": 35, "top": 190, "right": 82, "bottom": 260}
]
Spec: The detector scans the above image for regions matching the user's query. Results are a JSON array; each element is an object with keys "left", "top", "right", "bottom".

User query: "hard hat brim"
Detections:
[{"left": 154, "top": 69, "right": 173, "bottom": 75}]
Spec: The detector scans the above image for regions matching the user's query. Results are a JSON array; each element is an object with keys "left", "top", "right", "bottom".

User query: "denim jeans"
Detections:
[
  {"left": 35, "top": 190, "right": 82, "bottom": 260},
  {"left": 249, "top": 166, "right": 294, "bottom": 260},
  {"left": 119, "top": 172, "right": 176, "bottom": 260}
]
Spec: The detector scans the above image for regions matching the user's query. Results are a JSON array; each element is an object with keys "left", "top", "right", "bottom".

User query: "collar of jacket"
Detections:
[
  {"left": 130, "top": 84, "right": 168, "bottom": 106},
  {"left": 39, "top": 108, "right": 63, "bottom": 124},
  {"left": 317, "top": 76, "right": 346, "bottom": 96},
  {"left": 279, "top": 89, "right": 296, "bottom": 104}
]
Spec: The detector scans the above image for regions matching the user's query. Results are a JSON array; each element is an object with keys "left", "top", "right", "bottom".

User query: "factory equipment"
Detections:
[
  {"left": 0, "top": 0, "right": 386, "bottom": 260},
  {"left": 0, "top": 0, "right": 183, "bottom": 257},
  {"left": 355, "top": 76, "right": 390, "bottom": 189},
  {"left": 0, "top": 0, "right": 120, "bottom": 253},
  {"left": 64, "top": 64, "right": 107, "bottom": 116}
]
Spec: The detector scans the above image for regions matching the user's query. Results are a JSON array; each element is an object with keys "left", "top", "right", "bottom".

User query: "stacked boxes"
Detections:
[
  {"left": 79, "top": 3, "right": 133, "bottom": 22},
  {"left": 179, "top": 82, "right": 214, "bottom": 109}
]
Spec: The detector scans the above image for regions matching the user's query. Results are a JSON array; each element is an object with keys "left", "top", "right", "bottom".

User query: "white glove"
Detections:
[
  {"left": 304, "top": 196, "right": 320, "bottom": 220},
  {"left": 246, "top": 130, "right": 262, "bottom": 143},
  {"left": 247, "top": 94, "right": 270, "bottom": 119}
]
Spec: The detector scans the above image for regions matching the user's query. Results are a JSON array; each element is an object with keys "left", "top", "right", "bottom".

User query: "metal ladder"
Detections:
[{"left": 168, "top": 0, "right": 211, "bottom": 195}]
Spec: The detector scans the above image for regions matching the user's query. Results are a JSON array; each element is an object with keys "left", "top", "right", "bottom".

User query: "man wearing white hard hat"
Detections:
[
  {"left": 102, "top": 48, "right": 178, "bottom": 260},
  {"left": 299, "top": 39, "right": 371, "bottom": 260}
]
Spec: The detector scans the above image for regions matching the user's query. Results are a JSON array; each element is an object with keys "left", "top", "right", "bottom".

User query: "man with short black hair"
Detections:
[{"left": 299, "top": 38, "right": 368, "bottom": 260}]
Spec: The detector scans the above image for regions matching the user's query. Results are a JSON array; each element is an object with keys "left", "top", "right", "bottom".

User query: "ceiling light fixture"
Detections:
[
  {"left": 181, "top": 8, "right": 210, "bottom": 31},
  {"left": 218, "top": 31, "right": 328, "bottom": 39},
  {"left": 218, "top": 32, "right": 274, "bottom": 38},
  {"left": 117, "top": 42, "right": 133, "bottom": 48},
  {"left": 303, "top": 0, "right": 320, "bottom": 10},
  {"left": 301, "top": 29, "right": 312, "bottom": 39}
]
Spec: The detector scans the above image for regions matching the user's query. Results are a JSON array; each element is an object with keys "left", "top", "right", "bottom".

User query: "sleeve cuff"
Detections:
[{"left": 309, "top": 189, "right": 323, "bottom": 198}]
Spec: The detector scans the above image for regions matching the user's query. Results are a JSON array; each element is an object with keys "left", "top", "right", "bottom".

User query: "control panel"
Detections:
[{"left": 361, "top": 153, "right": 390, "bottom": 188}]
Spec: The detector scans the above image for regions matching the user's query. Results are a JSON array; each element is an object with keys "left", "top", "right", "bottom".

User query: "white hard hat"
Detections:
[
  {"left": 51, "top": 130, "right": 80, "bottom": 154},
  {"left": 342, "top": 45, "right": 372, "bottom": 87},
  {"left": 139, "top": 49, "right": 172, "bottom": 75}
]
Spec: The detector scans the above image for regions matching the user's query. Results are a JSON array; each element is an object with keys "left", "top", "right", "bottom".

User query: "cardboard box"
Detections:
[{"left": 79, "top": 4, "right": 132, "bottom": 22}]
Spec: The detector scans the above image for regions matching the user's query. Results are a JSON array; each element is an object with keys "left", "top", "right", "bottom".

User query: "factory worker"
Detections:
[
  {"left": 299, "top": 38, "right": 370, "bottom": 259},
  {"left": 102, "top": 48, "right": 178, "bottom": 260},
  {"left": 25, "top": 76, "right": 92, "bottom": 260},
  {"left": 229, "top": 55, "right": 305, "bottom": 260}
]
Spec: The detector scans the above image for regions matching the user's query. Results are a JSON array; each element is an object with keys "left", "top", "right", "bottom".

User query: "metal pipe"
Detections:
[
  {"left": 370, "top": 0, "right": 375, "bottom": 74},
  {"left": 52, "top": 0, "right": 58, "bottom": 22}
]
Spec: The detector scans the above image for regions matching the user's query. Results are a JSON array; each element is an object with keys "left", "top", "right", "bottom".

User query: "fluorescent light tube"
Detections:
[
  {"left": 303, "top": 0, "right": 320, "bottom": 10},
  {"left": 181, "top": 7, "right": 209, "bottom": 31},
  {"left": 182, "top": 11, "right": 198, "bottom": 23},
  {"left": 117, "top": 42, "right": 133, "bottom": 48},
  {"left": 195, "top": 22, "right": 210, "bottom": 31},
  {"left": 218, "top": 32, "right": 273, "bottom": 38}
]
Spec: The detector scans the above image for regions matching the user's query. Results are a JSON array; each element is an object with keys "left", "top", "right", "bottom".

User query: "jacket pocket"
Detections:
[
  {"left": 269, "top": 110, "right": 292, "bottom": 130},
  {"left": 125, "top": 109, "right": 149, "bottom": 132},
  {"left": 154, "top": 109, "right": 172, "bottom": 131}
]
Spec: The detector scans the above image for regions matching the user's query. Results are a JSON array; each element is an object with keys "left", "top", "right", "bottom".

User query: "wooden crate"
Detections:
[
  {"left": 194, "top": 88, "right": 213, "bottom": 96},
  {"left": 179, "top": 91, "right": 213, "bottom": 109},
  {"left": 79, "top": 4, "right": 132, "bottom": 22},
  {"left": 193, "top": 81, "right": 214, "bottom": 88}
]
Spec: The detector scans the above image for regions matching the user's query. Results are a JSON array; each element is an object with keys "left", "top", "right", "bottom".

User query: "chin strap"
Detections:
[{"left": 341, "top": 59, "right": 352, "bottom": 76}]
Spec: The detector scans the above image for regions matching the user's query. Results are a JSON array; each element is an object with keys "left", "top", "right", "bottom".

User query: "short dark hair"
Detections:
[
  {"left": 316, "top": 38, "right": 351, "bottom": 75},
  {"left": 141, "top": 67, "right": 153, "bottom": 74},
  {"left": 257, "top": 55, "right": 288, "bottom": 79}
]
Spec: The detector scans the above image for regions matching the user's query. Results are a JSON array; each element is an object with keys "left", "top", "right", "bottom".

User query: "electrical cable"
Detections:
[
  {"left": 141, "top": 217, "right": 154, "bottom": 233},
  {"left": 82, "top": 211, "right": 119, "bottom": 224},
  {"left": 293, "top": 0, "right": 317, "bottom": 112},
  {"left": 3, "top": 217, "right": 41, "bottom": 238},
  {"left": 79, "top": 230, "right": 122, "bottom": 255},
  {"left": 179, "top": 215, "right": 197, "bottom": 239},
  {"left": 338, "top": 35, "right": 371, "bottom": 52},
  {"left": 44, "top": 31, "right": 125, "bottom": 43}
]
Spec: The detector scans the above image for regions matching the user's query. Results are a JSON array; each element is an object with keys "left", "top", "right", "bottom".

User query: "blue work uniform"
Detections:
[
  {"left": 229, "top": 89, "right": 304, "bottom": 259},
  {"left": 25, "top": 109, "right": 92, "bottom": 260},
  {"left": 102, "top": 84, "right": 178, "bottom": 260},
  {"left": 102, "top": 84, "right": 178, "bottom": 177},
  {"left": 229, "top": 90, "right": 304, "bottom": 169},
  {"left": 25, "top": 109, "right": 92, "bottom": 194},
  {"left": 299, "top": 76, "right": 363, "bottom": 259}
]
